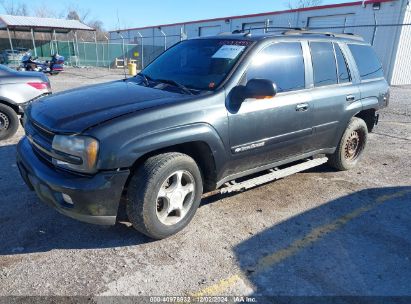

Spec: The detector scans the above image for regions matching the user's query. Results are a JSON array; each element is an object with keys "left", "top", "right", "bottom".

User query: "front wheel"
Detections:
[
  {"left": 328, "top": 117, "right": 368, "bottom": 171},
  {"left": 126, "top": 152, "right": 203, "bottom": 239},
  {"left": 0, "top": 104, "right": 19, "bottom": 141}
]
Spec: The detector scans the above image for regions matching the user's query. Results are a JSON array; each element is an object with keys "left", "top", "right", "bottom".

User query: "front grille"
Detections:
[
  {"left": 31, "top": 120, "right": 54, "bottom": 143},
  {"left": 25, "top": 117, "right": 55, "bottom": 165}
]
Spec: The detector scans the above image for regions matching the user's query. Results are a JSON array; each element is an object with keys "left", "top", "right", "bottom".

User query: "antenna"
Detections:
[
  {"left": 116, "top": 9, "right": 121, "bottom": 31},
  {"left": 117, "top": 31, "right": 127, "bottom": 79},
  {"left": 115, "top": 10, "right": 127, "bottom": 79}
]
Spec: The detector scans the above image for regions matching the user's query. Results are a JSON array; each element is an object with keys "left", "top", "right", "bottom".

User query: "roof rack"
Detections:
[
  {"left": 231, "top": 29, "right": 251, "bottom": 36},
  {"left": 282, "top": 29, "right": 364, "bottom": 41}
]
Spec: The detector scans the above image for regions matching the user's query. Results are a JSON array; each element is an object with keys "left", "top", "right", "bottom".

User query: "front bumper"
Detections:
[{"left": 17, "top": 137, "right": 130, "bottom": 225}]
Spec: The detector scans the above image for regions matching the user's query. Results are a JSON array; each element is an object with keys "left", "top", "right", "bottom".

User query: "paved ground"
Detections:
[{"left": 0, "top": 68, "right": 410, "bottom": 300}]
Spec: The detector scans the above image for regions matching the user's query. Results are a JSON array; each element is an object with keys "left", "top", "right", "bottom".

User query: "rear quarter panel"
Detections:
[
  {"left": 0, "top": 72, "right": 50, "bottom": 104},
  {"left": 341, "top": 42, "right": 389, "bottom": 111},
  {"left": 0, "top": 82, "right": 41, "bottom": 104}
]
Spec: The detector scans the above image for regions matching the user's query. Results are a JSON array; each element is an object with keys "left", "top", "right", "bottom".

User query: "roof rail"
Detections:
[{"left": 283, "top": 29, "right": 364, "bottom": 41}]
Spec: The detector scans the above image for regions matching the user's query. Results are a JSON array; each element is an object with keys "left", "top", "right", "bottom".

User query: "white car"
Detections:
[{"left": 0, "top": 65, "right": 51, "bottom": 140}]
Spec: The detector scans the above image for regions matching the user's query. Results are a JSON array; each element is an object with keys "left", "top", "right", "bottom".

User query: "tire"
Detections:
[
  {"left": 126, "top": 152, "right": 203, "bottom": 239},
  {"left": 328, "top": 117, "right": 368, "bottom": 171},
  {"left": 0, "top": 104, "right": 19, "bottom": 141}
]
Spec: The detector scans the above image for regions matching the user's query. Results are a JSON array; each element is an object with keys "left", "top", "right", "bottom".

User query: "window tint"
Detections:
[
  {"left": 348, "top": 44, "right": 384, "bottom": 80},
  {"left": 143, "top": 39, "right": 252, "bottom": 90},
  {"left": 247, "top": 42, "right": 305, "bottom": 93},
  {"left": 310, "top": 42, "right": 338, "bottom": 87},
  {"left": 334, "top": 44, "right": 351, "bottom": 83}
]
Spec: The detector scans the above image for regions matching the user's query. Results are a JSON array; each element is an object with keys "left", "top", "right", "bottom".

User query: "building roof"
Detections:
[
  {"left": 110, "top": 0, "right": 394, "bottom": 33},
  {"left": 0, "top": 14, "right": 95, "bottom": 33}
]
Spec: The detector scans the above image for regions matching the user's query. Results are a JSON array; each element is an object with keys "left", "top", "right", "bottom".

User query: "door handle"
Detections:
[
  {"left": 346, "top": 95, "right": 356, "bottom": 102},
  {"left": 296, "top": 103, "right": 309, "bottom": 112}
]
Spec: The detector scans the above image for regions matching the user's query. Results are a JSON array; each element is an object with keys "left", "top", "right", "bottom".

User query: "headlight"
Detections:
[{"left": 52, "top": 135, "right": 99, "bottom": 173}]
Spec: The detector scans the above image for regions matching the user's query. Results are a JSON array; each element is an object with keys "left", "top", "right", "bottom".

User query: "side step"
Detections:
[{"left": 203, "top": 157, "right": 328, "bottom": 197}]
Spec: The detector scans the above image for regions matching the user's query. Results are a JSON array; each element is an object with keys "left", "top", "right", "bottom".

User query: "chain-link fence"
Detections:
[
  {"left": 0, "top": 35, "right": 142, "bottom": 69},
  {"left": 110, "top": 33, "right": 184, "bottom": 69}
]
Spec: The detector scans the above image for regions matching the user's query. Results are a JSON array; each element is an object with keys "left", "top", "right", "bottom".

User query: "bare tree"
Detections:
[
  {"left": 33, "top": 4, "right": 58, "bottom": 18},
  {"left": 67, "top": 10, "right": 81, "bottom": 21},
  {"left": 66, "top": 8, "right": 107, "bottom": 40},
  {"left": 65, "top": 4, "right": 90, "bottom": 23},
  {"left": 286, "top": 0, "right": 323, "bottom": 9},
  {"left": 0, "top": 0, "right": 29, "bottom": 15}
]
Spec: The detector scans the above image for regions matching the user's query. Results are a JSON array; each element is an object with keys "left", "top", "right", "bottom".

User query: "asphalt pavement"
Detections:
[{"left": 0, "top": 68, "right": 410, "bottom": 301}]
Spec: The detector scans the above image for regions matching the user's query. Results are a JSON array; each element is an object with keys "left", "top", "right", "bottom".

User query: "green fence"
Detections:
[
  {"left": 13, "top": 40, "right": 143, "bottom": 68},
  {"left": 48, "top": 41, "right": 141, "bottom": 68},
  {"left": 0, "top": 37, "right": 166, "bottom": 69}
]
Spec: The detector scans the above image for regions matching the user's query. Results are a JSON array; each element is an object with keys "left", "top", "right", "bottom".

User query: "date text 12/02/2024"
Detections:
[{"left": 149, "top": 296, "right": 257, "bottom": 303}]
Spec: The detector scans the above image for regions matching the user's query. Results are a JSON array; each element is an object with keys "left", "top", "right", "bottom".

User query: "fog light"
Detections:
[{"left": 62, "top": 193, "right": 74, "bottom": 205}]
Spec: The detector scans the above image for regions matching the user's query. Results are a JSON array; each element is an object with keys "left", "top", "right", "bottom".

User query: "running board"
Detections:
[{"left": 202, "top": 157, "right": 328, "bottom": 197}]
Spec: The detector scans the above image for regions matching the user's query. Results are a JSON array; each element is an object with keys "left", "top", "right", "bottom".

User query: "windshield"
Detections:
[{"left": 142, "top": 39, "right": 253, "bottom": 91}]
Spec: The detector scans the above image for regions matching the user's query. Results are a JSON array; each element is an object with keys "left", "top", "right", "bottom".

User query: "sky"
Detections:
[{"left": 1, "top": 0, "right": 359, "bottom": 31}]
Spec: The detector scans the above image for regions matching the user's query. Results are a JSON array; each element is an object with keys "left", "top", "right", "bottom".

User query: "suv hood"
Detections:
[{"left": 28, "top": 80, "right": 186, "bottom": 133}]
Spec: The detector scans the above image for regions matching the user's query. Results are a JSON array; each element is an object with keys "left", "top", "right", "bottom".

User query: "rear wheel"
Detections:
[
  {"left": 0, "top": 104, "right": 19, "bottom": 141},
  {"left": 328, "top": 117, "right": 368, "bottom": 171},
  {"left": 126, "top": 152, "right": 203, "bottom": 239}
]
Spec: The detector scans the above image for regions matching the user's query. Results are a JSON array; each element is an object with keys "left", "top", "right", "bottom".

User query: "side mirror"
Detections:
[
  {"left": 230, "top": 79, "right": 277, "bottom": 111},
  {"left": 244, "top": 79, "right": 277, "bottom": 99}
]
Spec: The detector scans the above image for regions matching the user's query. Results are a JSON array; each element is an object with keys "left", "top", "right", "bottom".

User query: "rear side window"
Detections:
[
  {"left": 348, "top": 44, "right": 384, "bottom": 80},
  {"left": 334, "top": 44, "right": 351, "bottom": 83},
  {"left": 246, "top": 42, "right": 305, "bottom": 93},
  {"left": 310, "top": 42, "right": 338, "bottom": 87}
]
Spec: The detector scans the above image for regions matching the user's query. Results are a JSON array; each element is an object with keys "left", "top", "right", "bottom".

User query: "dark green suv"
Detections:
[{"left": 17, "top": 30, "right": 389, "bottom": 239}]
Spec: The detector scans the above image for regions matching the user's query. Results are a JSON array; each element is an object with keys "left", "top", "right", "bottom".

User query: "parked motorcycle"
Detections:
[{"left": 20, "top": 52, "right": 64, "bottom": 75}]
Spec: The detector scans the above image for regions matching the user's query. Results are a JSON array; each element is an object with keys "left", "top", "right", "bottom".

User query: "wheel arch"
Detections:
[
  {"left": 125, "top": 141, "right": 218, "bottom": 193},
  {"left": 0, "top": 99, "right": 20, "bottom": 114},
  {"left": 354, "top": 108, "right": 377, "bottom": 132}
]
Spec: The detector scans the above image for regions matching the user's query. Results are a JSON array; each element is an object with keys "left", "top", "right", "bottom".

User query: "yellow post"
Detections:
[{"left": 128, "top": 62, "right": 137, "bottom": 76}]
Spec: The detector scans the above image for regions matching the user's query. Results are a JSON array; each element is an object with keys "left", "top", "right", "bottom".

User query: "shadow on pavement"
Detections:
[
  {"left": 234, "top": 186, "right": 411, "bottom": 297},
  {"left": 0, "top": 143, "right": 151, "bottom": 255}
]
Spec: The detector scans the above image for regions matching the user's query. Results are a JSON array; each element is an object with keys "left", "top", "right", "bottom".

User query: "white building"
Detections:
[{"left": 110, "top": 0, "right": 411, "bottom": 85}]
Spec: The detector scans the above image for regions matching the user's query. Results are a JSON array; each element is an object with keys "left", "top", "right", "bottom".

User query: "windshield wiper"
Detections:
[
  {"left": 137, "top": 72, "right": 152, "bottom": 86},
  {"left": 154, "top": 78, "right": 194, "bottom": 95}
]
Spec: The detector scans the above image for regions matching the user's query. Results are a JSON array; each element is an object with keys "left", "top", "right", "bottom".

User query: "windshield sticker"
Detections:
[
  {"left": 218, "top": 40, "right": 253, "bottom": 46},
  {"left": 212, "top": 45, "right": 246, "bottom": 59}
]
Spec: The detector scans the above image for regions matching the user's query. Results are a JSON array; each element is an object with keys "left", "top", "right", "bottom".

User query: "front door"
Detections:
[{"left": 227, "top": 41, "right": 314, "bottom": 174}]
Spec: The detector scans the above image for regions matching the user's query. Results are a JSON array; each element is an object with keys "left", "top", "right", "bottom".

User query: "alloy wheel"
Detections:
[{"left": 156, "top": 170, "right": 196, "bottom": 226}]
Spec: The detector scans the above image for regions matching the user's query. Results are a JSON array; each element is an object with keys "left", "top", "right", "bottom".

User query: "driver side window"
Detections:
[{"left": 246, "top": 42, "right": 306, "bottom": 93}]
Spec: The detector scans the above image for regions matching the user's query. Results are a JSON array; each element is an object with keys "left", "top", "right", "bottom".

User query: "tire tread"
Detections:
[
  {"left": 0, "top": 104, "right": 19, "bottom": 140},
  {"left": 127, "top": 152, "right": 201, "bottom": 239},
  {"left": 328, "top": 117, "right": 368, "bottom": 171}
]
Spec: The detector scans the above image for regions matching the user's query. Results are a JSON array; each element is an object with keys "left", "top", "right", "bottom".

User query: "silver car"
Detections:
[{"left": 0, "top": 64, "right": 51, "bottom": 140}]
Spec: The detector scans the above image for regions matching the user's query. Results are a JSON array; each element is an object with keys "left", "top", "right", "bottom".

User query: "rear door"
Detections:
[
  {"left": 199, "top": 26, "right": 222, "bottom": 37},
  {"left": 308, "top": 14, "right": 354, "bottom": 34},
  {"left": 308, "top": 41, "right": 361, "bottom": 150},
  {"left": 242, "top": 22, "right": 266, "bottom": 34}
]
